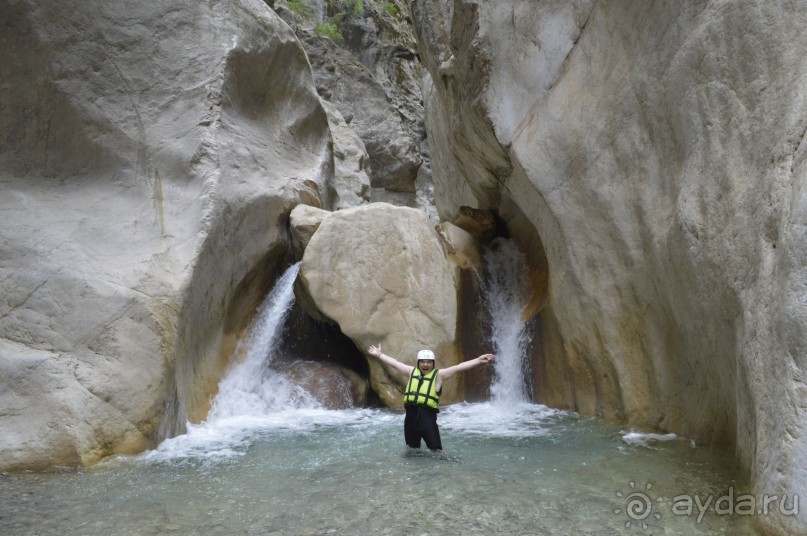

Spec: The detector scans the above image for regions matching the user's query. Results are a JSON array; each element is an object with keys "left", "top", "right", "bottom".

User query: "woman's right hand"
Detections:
[{"left": 368, "top": 344, "right": 382, "bottom": 357}]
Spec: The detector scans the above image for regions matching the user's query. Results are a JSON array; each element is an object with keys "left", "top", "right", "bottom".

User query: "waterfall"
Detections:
[
  {"left": 208, "top": 261, "right": 319, "bottom": 421},
  {"left": 482, "top": 239, "right": 533, "bottom": 405}
]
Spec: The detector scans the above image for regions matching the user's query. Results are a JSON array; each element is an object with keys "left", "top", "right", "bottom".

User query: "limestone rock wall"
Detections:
[
  {"left": 0, "top": 0, "right": 334, "bottom": 468},
  {"left": 409, "top": 0, "right": 807, "bottom": 533},
  {"left": 273, "top": 0, "right": 434, "bottom": 212},
  {"left": 321, "top": 100, "right": 372, "bottom": 209}
]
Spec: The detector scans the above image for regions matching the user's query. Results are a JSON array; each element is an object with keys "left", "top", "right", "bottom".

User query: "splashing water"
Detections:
[
  {"left": 208, "top": 262, "right": 319, "bottom": 421},
  {"left": 142, "top": 262, "right": 325, "bottom": 463},
  {"left": 482, "top": 239, "right": 532, "bottom": 404}
]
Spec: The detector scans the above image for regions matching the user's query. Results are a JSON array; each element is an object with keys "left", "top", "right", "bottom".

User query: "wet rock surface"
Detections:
[{"left": 411, "top": 1, "right": 807, "bottom": 533}]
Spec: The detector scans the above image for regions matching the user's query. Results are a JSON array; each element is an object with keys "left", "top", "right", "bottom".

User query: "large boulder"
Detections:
[
  {"left": 411, "top": 0, "right": 807, "bottom": 533},
  {"left": 298, "top": 203, "right": 460, "bottom": 406},
  {"left": 0, "top": 0, "right": 333, "bottom": 469}
]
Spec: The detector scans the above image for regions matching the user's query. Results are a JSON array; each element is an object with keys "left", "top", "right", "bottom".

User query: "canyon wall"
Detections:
[
  {"left": 409, "top": 0, "right": 807, "bottom": 533},
  {"left": 0, "top": 0, "right": 335, "bottom": 468}
]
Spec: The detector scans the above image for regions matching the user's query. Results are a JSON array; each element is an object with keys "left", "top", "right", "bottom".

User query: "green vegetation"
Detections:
[
  {"left": 341, "top": 0, "right": 365, "bottom": 17},
  {"left": 383, "top": 2, "right": 398, "bottom": 18},
  {"left": 315, "top": 20, "right": 345, "bottom": 45},
  {"left": 315, "top": 0, "right": 367, "bottom": 46},
  {"left": 278, "top": 0, "right": 310, "bottom": 19}
]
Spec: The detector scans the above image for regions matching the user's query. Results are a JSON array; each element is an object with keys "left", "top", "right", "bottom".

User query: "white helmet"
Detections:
[{"left": 417, "top": 349, "right": 436, "bottom": 362}]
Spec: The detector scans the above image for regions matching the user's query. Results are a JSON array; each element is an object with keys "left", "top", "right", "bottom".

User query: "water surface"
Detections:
[
  {"left": 0, "top": 254, "right": 763, "bottom": 535},
  {"left": 1, "top": 402, "right": 757, "bottom": 536}
]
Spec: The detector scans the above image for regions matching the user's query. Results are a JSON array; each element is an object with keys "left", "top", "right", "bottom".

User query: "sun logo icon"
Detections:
[{"left": 614, "top": 481, "right": 663, "bottom": 530}]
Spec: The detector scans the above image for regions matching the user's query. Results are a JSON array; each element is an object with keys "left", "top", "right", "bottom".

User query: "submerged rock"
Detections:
[{"left": 283, "top": 360, "right": 368, "bottom": 409}]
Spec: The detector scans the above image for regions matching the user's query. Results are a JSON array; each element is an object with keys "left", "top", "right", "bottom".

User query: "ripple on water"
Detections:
[{"left": 0, "top": 403, "right": 759, "bottom": 536}]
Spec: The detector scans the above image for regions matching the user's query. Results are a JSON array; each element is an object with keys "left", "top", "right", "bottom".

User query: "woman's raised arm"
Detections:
[
  {"left": 367, "top": 344, "right": 414, "bottom": 378},
  {"left": 437, "top": 353, "right": 495, "bottom": 386}
]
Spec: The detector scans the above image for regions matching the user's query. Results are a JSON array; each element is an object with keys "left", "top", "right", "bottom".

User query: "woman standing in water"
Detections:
[{"left": 367, "top": 345, "right": 495, "bottom": 452}]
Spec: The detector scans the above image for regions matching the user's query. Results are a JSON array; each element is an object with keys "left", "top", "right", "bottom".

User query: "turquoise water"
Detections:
[
  {"left": 0, "top": 257, "right": 763, "bottom": 535},
  {"left": 0, "top": 402, "right": 758, "bottom": 535}
]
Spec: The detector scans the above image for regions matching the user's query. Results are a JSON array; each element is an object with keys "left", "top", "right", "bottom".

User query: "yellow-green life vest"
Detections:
[{"left": 404, "top": 368, "right": 440, "bottom": 410}]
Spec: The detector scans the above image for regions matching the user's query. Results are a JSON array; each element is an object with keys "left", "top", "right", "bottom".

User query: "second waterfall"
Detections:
[{"left": 481, "top": 239, "right": 534, "bottom": 405}]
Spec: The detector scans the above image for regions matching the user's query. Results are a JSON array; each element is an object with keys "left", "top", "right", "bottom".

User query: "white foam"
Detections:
[
  {"left": 139, "top": 401, "right": 570, "bottom": 464},
  {"left": 440, "top": 401, "right": 567, "bottom": 438},
  {"left": 140, "top": 408, "right": 399, "bottom": 464},
  {"left": 621, "top": 431, "right": 689, "bottom": 448}
]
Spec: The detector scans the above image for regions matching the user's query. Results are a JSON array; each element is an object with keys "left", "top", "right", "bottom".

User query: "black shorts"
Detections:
[{"left": 404, "top": 404, "right": 442, "bottom": 451}]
